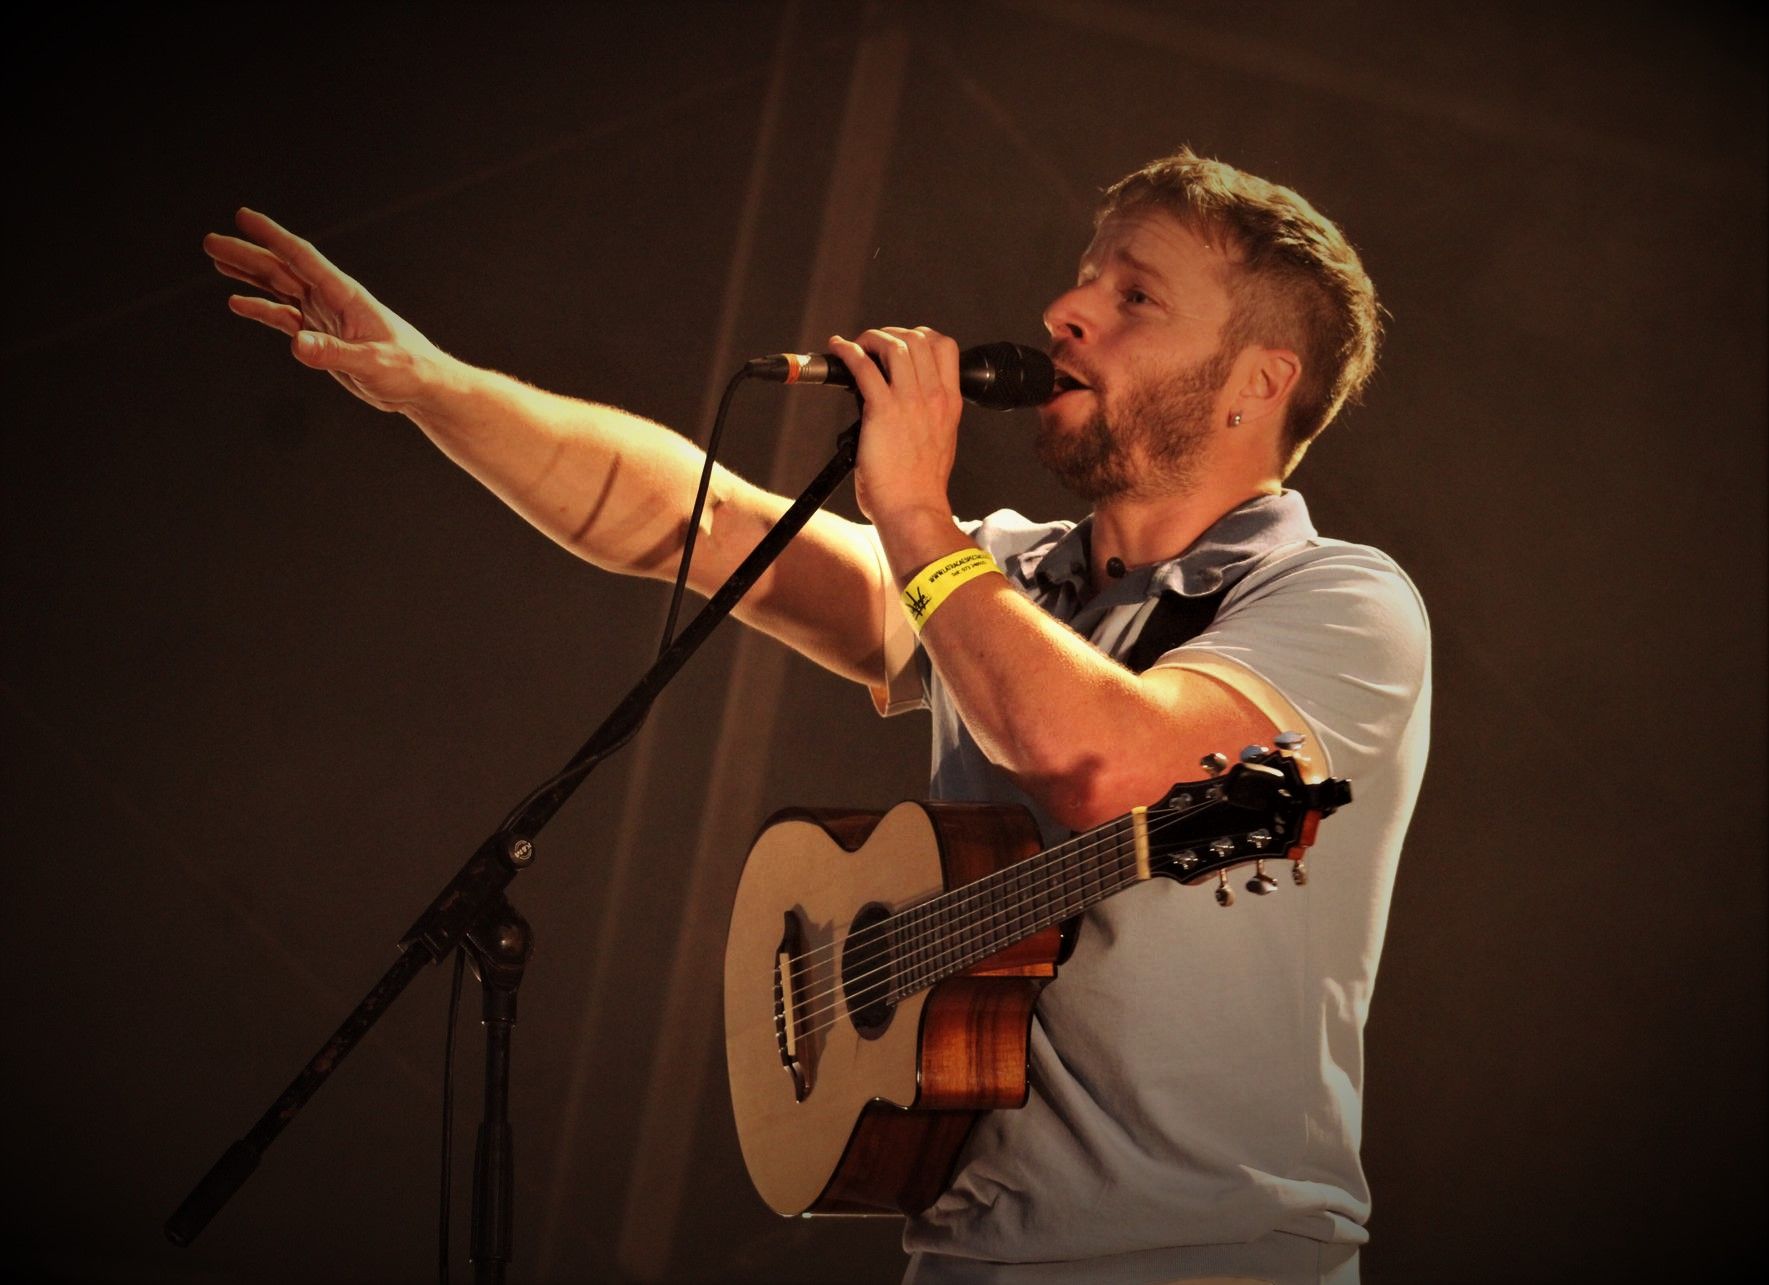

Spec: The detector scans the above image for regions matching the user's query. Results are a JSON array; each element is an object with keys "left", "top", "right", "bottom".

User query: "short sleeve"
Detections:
[
  {"left": 1150, "top": 542, "right": 1430, "bottom": 783},
  {"left": 867, "top": 510, "right": 1093, "bottom": 719},
  {"left": 866, "top": 526, "right": 929, "bottom": 716}
]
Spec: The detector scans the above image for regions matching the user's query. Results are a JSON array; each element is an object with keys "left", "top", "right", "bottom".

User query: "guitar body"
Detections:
[
  {"left": 723, "top": 747, "right": 1351, "bottom": 1219},
  {"left": 723, "top": 799, "right": 1064, "bottom": 1216}
]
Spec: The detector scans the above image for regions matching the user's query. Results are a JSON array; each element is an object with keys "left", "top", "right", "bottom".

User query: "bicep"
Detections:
[
  {"left": 1136, "top": 665, "right": 1287, "bottom": 782},
  {"left": 1151, "top": 551, "right": 1430, "bottom": 786},
  {"left": 1026, "top": 662, "right": 1286, "bottom": 832},
  {"left": 1145, "top": 657, "right": 1324, "bottom": 775}
]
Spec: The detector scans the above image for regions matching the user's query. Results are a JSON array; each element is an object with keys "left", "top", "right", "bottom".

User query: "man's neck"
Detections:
[{"left": 1088, "top": 479, "right": 1283, "bottom": 585}]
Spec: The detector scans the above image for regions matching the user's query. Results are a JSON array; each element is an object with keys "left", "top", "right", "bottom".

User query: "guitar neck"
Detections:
[{"left": 884, "top": 811, "right": 1148, "bottom": 1002}]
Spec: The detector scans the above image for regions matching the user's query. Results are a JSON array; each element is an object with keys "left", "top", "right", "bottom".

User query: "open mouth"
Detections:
[{"left": 1050, "top": 371, "right": 1091, "bottom": 398}]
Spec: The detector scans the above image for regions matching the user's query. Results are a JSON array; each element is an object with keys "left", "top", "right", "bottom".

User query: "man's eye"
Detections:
[{"left": 1122, "top": 288, "right": 1151, "bottom": 306}]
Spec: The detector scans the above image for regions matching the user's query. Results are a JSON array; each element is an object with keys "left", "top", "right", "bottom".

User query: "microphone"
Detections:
[{"left": 746, "top": 341, "right": 1055, "bottom": 410}]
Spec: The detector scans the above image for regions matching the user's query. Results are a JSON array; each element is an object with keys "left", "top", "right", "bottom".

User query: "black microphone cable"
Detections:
[{"left": 660, "top": 367, "right": 753, "bottom": 657}]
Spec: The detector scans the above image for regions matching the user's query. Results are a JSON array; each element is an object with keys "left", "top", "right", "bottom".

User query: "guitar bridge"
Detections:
[{"left": 774, "top": 911, "right": 811, "bottom": 1101}]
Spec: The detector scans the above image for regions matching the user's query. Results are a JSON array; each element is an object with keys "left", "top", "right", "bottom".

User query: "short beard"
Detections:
[{"left": 1037, "top": 346, "right": 1235, "bottom": 503}]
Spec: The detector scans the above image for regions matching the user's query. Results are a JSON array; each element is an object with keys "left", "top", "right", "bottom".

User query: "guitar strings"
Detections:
[
  {"left": 778, "top": 823, "right": 1149, "bottom": 1047},
  {"left": 774, "top": 787, "right": 1297, "bottom": 1048},
  {"left": 763, "top": 800, "right": 1187, "bottom": 986},
  {"left": 765, "top": 801, "right": 1213, "bottom": 1033},
  {"left": 761, "top": 801, "right": 1251, "bottom": 1046},
  {"left": 762, "top": 788, "right": 1288, "bottom": 1046}
]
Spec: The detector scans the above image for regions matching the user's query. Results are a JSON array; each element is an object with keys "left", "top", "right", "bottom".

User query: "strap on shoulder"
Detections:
[{"left": 1122, "top": 590, "right": 1229, "bottom": 675}]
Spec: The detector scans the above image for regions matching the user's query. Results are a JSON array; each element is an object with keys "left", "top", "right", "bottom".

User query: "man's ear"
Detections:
[{"left": 1234, "top": 346, "right": 1302, "bottom": 426}]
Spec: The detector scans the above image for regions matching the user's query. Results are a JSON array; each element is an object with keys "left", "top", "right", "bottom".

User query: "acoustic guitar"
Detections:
[{"left": 723, "top": 739, "right": 1351, "bottom": 1217}]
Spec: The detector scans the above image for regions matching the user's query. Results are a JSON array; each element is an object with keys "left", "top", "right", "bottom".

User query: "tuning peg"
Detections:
[
  {"left": 1200, "top": 752, "right": 1228, "bottom": 776},
  {"left": 1246, "top": 859, "right": 1279, "bottom": 895},
  {"left": 1291, "top": 858, "right": 1308, "bottom": 886},
  {"left": 1215, "top": 871, "right": 1235, "bottom": 907},
  {"left": 1274, "top": 731, "right": 1307, "bottom": 752},
  {"left": 1238, "top": 744, "right": 1271, "bottom": 763}
]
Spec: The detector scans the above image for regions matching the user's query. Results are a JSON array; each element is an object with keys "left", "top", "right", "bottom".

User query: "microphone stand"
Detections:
[{"left": 166, "top": 419, "right": 863, "bottom": 1282}]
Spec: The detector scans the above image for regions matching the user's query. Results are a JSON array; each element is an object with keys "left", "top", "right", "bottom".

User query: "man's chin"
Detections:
[
  {"left": 1034, "top": 417, "right": 1125, "bottom": 504},
  {"left": 1030, "top": 415, "right": 1071, "bottom": 468}
]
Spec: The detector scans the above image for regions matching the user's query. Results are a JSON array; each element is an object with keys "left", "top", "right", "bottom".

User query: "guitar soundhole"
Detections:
[{"left": 841, "top": 902, "right": 896, "bottom": 1040}]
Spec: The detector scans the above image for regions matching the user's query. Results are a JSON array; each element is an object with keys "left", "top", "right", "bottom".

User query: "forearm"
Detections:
[
  {"left": 401, "top": 354, "right": 888, "bottom": 683},
  {"left": 928, "top": 592, "right": 1145, "bottom": 826},
  {"left": 405, "top": 355, "right": 715, "bottom": 580},
  {"left": 875, "top": 509, "right": 1118, "bottom": 803},
  {"left": 878, "top": 509, "right": 1271, "bottom": 831}
]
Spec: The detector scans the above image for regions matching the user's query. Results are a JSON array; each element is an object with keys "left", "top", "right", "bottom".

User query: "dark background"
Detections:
[{"left": 2, "top": 2, "right": 1763, "bottom": 1282}]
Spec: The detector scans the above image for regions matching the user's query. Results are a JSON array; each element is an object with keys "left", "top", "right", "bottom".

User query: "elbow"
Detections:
[{"left": 587, "top": 505, "right": 708, "bottom": 584}]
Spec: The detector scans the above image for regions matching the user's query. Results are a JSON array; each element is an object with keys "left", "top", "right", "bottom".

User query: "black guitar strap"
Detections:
[{"left": 1121, "top": 590, "right": 1230, "bottom": 675}]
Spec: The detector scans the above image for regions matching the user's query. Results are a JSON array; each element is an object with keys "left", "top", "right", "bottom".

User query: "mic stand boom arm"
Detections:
[{"left": 165, "top": 420, "right": 864, "bottom": 1262}]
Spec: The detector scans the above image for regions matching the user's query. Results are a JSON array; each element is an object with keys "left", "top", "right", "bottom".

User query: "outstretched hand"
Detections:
[{"left": 203, "top": 208, "right": 448, "bottom": 413}]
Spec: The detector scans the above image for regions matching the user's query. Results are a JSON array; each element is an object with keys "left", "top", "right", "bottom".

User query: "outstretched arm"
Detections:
[{"left": 204, "top": 209, "right": 887, "bottom": 686}]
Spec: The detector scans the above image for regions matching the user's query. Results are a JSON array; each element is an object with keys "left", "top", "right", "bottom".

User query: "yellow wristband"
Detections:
[{"left": 901, "top": 548, "right": 1002, "bottom": 633}]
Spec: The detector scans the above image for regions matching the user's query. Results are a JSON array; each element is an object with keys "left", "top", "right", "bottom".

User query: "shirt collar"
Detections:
[{"left": 1014, "top": 490, "right": 1317, "bottom": 599}]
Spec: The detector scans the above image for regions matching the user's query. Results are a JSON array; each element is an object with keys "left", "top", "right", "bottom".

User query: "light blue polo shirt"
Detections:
[{"left": 874, "top": 491, "right": 1432, "bottom": 1285}]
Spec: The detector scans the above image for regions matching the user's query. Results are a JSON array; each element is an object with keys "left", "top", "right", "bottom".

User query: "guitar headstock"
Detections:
[{"left": 1142, "top": 734, "right": 1352, "bottom": 906}]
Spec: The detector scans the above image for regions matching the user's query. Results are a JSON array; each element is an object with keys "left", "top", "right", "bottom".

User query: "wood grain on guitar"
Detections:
[{"left": 722, "top": 741, "right": 1350, "bottom": 1218}]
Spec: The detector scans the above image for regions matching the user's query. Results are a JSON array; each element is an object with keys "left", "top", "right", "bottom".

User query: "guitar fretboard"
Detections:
[{"left": 882, "top": 813, "right": 1146, "bottom": 1002}]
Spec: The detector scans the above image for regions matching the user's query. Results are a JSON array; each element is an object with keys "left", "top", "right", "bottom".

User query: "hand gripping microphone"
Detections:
[{"left": 746, "top": 341, "right": 1055, "bottom": 410}]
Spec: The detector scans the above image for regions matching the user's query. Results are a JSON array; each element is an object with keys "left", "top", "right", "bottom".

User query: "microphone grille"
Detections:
[{"left": 968, "top": 342, "right": 1055, "bottom": 410}]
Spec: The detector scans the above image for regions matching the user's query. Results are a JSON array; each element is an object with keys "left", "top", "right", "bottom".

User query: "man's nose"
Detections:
[{"left": 1042, "top": 286, "right": 1090, "bottom": 341}]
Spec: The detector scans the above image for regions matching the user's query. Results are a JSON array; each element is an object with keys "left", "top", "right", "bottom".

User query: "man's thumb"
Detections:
[{"left": 292, "top": 330, "right": 357, "bottom": 371}]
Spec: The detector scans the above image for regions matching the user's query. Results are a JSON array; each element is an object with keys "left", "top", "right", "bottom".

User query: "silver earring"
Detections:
[{"left": 1229, "top": 411, "right": 1243, "bottom": 426}]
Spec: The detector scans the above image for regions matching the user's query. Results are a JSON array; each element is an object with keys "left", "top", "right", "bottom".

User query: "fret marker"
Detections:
[{"left": 1130, "top": 806, "right": 1151, "bottom": 880}]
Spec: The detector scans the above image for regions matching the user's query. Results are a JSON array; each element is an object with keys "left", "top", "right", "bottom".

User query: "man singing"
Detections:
[{"left": 205, "top": 147, "right": 1429, "bottom": 1285}]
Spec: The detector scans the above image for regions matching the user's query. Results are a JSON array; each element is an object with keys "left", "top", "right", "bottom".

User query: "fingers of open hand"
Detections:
[
  {"left": 233, "top": 208, "right": 358, "bottom": 296},
  {"left": 205, "top": 234, "right": 307, "bottom": 304},
  {"left": 220, "top": 209, "right": 369, "bottom": 321},
  {"left": 227, "top": 294, "right": 303, "bottom": 337}
]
